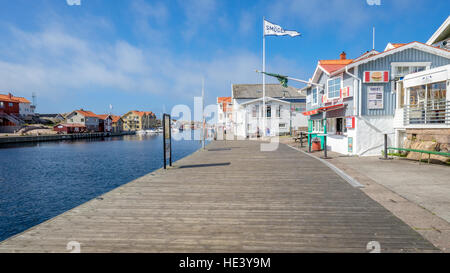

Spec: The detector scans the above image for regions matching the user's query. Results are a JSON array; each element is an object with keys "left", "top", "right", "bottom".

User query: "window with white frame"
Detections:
[
  {"left": 392, "top": 63, "right": 430, "bottom": 79},
  {"left": 312, "top": 88, "right": 318, "bottom": 105},
  {"left": 327, "top": 77, "right": 341, "bottom": 99},
  {"left": 311, "top": 120, "right": 324, "bottom": 133}
]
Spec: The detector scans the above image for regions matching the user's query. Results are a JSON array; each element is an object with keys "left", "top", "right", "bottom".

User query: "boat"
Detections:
[
  {"left": 146, "top": 129, "right": 157, "bottom": 135},
  {"left": 136, "top": 130, "right": 147, "bottom": 135}
]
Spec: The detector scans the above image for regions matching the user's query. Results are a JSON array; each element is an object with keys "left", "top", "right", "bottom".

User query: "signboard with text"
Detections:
[{"left": 367, "top": 86, "right": 384, "bottom": 110}]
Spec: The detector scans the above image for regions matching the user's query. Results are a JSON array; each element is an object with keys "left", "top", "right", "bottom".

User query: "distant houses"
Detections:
[
  {"left": 50, "top": 109, "right": 158, "bottom": 134},
  {"left": 111, "top": 115, "right": 123, "bottom": 133},
  {"left": 122, "top": 110, "right": 157, "bottom": 132}
]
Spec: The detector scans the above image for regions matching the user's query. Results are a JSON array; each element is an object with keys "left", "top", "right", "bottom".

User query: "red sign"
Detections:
[
  {"left": 345, "top": 116, "right": 355, "bottom": 129},
  {"left": 364, "top": 71, "right": 389, "bottom": 83}
]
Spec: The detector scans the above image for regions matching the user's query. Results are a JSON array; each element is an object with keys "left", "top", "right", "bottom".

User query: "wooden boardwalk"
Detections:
[{"left": 0, "top": 141, "right": 438, "bottom": 252}]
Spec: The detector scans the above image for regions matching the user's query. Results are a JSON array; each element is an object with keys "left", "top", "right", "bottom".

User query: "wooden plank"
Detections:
[{"left": 0, "top": 140, "right": 438, "bottom": 253}]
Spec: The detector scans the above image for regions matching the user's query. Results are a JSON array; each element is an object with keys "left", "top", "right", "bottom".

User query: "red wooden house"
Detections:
[{"left": 0, "top": 93, "right": 21, "bottom": 127}]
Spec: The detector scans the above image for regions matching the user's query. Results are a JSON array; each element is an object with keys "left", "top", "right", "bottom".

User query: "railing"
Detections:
[{"left": 403, "top": 100, "right": 450, "bottom": 126}]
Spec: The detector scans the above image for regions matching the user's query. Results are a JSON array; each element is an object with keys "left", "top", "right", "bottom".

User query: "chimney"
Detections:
[{"left": 340, "top": 51, "right": 346, "bottom": 60}]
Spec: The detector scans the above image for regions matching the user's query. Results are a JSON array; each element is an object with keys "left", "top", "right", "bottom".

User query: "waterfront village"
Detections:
[
  {"left": 216, "top": 16, "right": 450, "bottom": 164},
  {"left": 1, "top": 16, "right": 450, "bottom": 166},
  {"left": 0, "top": 91, "right": 173, "bottom": 136},
  {"left": 1, "top": 2, "right": 450, "bottom": 255}
]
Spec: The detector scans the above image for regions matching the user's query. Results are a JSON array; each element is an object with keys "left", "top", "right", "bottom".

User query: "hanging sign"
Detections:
[
  {"left": 367, "top": 86, "right": 384, "bottom": 110},
  {"left": 364, "top": 71, "right": 389, "bottom": 83}
]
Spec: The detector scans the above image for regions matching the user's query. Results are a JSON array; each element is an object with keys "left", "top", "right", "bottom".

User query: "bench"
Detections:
[
  {"left": 293, "top": 132, "right": 307, "bottom": 146},
  {"left": 388, "top": 147, "right": 450, "bottom": 164}
]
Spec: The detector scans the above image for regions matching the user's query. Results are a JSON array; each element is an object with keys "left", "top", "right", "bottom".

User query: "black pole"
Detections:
[
  {"left": 384, "top": 133, "right": 388, "bottom": 160},
  {"left": 300, "top": 132, "right": 303, "bottom": 148},
  {"left": 308, "top": 134, "right": 311, "bottom": 153},
  {"left": 169, "top": 115, "right": 172, "bottom": 167},
  {"left": 163, "top": 114, "right": 167, "bottom": 170},
  {"left": 324, "top": 135, "right": 328, "bottom": 159}
]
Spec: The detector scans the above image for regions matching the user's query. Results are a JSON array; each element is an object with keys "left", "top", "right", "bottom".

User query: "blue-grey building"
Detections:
[{"left": 302, "top": 42, "right": 450, "bottom": 156}]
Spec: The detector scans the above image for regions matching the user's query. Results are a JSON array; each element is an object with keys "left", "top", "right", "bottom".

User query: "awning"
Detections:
[{"left": 302, "top": 104, "right": 344, "bottom": 116}]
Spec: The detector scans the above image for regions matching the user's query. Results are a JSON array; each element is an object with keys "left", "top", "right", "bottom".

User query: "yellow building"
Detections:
[{"left": 122, "top": 111, "right": 157, "bottom": 131}]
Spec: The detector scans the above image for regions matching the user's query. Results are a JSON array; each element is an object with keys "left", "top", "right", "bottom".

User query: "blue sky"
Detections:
[{"left": 0, "top": 0, "right": 449, "bottom": 117}]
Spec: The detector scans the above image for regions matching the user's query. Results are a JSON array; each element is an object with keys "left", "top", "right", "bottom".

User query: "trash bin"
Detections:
[{"left": 312, "top": 137, "right": 322, "bottom": 151}]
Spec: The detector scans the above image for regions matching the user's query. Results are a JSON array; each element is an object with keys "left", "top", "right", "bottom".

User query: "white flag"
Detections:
[{"left": 264, "top": 20, "right": 301, "bottom": 37}]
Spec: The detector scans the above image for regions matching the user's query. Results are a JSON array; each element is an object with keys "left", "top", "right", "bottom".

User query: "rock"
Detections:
[{"left": 406, "top": 141, "right": 437, "bottom": 160}]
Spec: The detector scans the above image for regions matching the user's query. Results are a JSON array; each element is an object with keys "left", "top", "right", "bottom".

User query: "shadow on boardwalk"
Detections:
[{"left": 0, "top": 140, "right": 439, "bottom": 253}]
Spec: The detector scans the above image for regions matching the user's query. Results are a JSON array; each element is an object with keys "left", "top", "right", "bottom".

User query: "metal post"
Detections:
[
  {"left": 308, "top": 134, "right": 311, "bottom": 153},
  {"left": 323, "top": 135, "right": 328, "bottom": 159},
  {"left": 300, "top": 132, "right": 304, "bottom": 148},
  {"left": 262, "top": 17, "right": 266, "bottom": 137},
  {"left": 169, "top": 115, "right": 172, "bottom": 167},
  {"left": 384, "top": 133, "right": 388, "bottom": 160},
  {"left": 163, "top": 114, "right": 167, "bottom": 170}
]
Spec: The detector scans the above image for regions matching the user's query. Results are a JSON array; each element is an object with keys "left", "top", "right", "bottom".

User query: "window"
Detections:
[
  {"left": 276, "top": 106, "right": 281, "bottom": 118},
  {"left": 266, "top": 105, "right": 271, "bottom": 118},
  {"left": 81, "top": 118, "right": 85, "bottom": 122},
  {"left": 9, "top": 103, "right": 13, "bottom": 107},
  {"left": 394, "top": 66, "right": 426, "bottom": 77},
  {"left": 0, "top": 102, "right": 3, "bottom": 108},
  {"left": 279, "top": 123, "right": 286, "bottom": 129},
  {"left": 327, "top": 77, "right": 341, "bottom": 99},
  {"left": 312, "top": 88, "right": 318, "bottom": 105},
  {"left": 312, "top": 120, "right": 324, "bottom": 133}
]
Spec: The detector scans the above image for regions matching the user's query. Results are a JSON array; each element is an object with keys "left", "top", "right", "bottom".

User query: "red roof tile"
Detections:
[
  {"left": 0, "top": 93, "right": 30, "bottom": 103},
  {"left": 76, "top": 110, "right": 98, "bottom": 118}
]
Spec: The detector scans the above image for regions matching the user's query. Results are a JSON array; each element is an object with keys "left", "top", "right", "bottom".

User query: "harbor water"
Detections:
[{"left": 0, "top": 131, "right": 205, "bottom": 242}]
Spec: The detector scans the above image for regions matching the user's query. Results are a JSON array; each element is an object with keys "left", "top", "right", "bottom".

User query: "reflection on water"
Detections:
[{"left": 0, "top": 132, "right": 204, "bottom": 241}]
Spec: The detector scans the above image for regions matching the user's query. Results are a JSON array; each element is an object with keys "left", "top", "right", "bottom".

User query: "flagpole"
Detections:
[{"left": 262, "top": 17, "right": 266, "bottom": 137}]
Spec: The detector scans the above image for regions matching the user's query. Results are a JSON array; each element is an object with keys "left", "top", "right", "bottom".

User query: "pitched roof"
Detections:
[
  {"left": 427, "top": 15, "right": 450, "bottom": 45},
  {"left": 144, "top": 111, "right": 156, "bottom": 117},
  {"left": 384, "top": 43, "right": 407, "bottom": 51},
  {"left": 0, "top": 93, "right": 30, "bottom": 103},
  {"left": 13, "top": 97, "right": 31, "bottom": 103},
  {"left": 330, "top": 41, "right": 450, "bottom": 76},
  {"left": 0, "top": 94, "right": 19, "bottom": 103},
  {"left": 75, "top": 110, "right": 98, "bottom": 118},
  {"left": 319, "top": 59, "right": 354, "bottom": 74},
  {"left": 232, "top": 84, "right": 303, "bottom": 99},
  {"left": 111, "top": 115, "right": 122, "bottom": 123},
  {"left": 95, "top": 114, "right": 112, "bottom": 120}
]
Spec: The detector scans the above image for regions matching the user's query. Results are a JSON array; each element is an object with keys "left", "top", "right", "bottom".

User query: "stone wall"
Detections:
[{"left": 404, "top": 128, "right": 450, "bottom": 163}]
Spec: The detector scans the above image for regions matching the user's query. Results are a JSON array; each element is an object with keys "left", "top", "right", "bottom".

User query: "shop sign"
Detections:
[
  {"left": 367, "top": 86, "right": 384, "bottom": 110},
  {"left": 364, "top": 71, "right": 389, "bottom": 83},
  {"left": 345, "top": 116, "right": 355, "bottom": 129}
]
